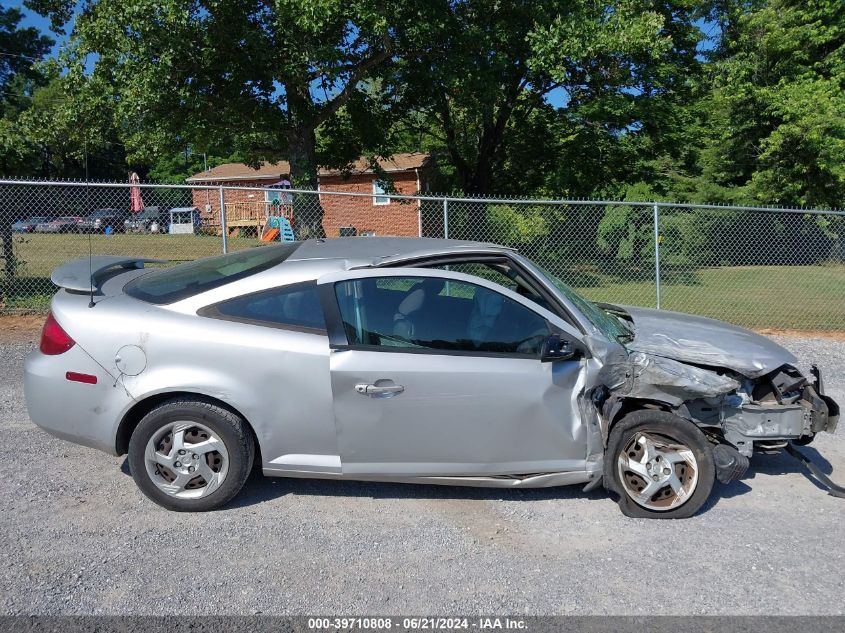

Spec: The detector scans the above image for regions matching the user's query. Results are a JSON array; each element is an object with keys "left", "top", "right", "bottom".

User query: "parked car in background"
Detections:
[
  {"left": 124, "top": 207, "right": 167, "bottom": 233},
  {"left": 78, "top": 208, "right": 132, "bottom": 233},
  {"left": 12, "top": 216, "right": 49, "bottom": 233},
  {"left": 25, "top": 238, "right": 839, "bottom": 518},
  {"left": 35, "top": 216, "right": 82, "bottom": 233}
]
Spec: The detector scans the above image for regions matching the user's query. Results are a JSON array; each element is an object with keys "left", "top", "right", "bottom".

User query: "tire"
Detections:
[
  {"left": 604, "top": 410, "right": 715, "bottom": 519},
  {"left": 128, "top": 397, "right": 255, "bottom": 511}
]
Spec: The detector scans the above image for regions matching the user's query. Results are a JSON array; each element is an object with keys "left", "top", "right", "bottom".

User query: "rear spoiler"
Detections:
[{"left": 51, "top": 256, "right": 165, "bottom": 293}]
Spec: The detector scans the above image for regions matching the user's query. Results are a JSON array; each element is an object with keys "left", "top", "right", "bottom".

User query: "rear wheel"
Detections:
[
  {"left": 605, "top": 410, "right": 715, "bottom": 519},
  {"left": 128, "top": 398, "right": 254, "bottom": 511}
]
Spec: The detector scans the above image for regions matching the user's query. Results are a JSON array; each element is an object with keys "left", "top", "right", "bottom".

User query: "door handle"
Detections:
[{"left": 355, "top": 382, "right": 405, "bottom": 398}]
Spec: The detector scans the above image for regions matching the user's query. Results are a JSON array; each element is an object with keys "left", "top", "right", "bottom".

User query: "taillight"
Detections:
[{"left": 40, "top": 311, "right": 76, "bottom": 355}]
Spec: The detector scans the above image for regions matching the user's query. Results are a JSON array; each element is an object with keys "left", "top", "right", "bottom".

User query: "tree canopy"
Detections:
[{"left": 0, "top": 0, "right": 842, "bottom": 210}]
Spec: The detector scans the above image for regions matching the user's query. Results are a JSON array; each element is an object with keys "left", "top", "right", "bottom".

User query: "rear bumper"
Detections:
[{"left": 23, "top": 346, "right": 133, "bottom": 455}]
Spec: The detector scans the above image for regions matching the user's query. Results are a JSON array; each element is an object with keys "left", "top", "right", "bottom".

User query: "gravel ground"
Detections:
[{"left": 1, "top": 333, "right": 843, "bottom": 616}]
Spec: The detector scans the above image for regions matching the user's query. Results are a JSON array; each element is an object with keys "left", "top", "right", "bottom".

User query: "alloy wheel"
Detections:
[
  {"left": 616, "top": 431, "right": 699, "bottom": 511},
  {"left": 144, "top": 421, "right": 229, "bottom": 499}
]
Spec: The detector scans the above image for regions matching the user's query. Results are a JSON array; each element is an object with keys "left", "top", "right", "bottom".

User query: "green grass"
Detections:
[
  {"left": 11, "top": 232, "right": 259, "bottom": 278},
  {"left": 573, "top": 264, "right": 845, "bottom": 331},
  {"left": 2, "top": 232, "right": 262, "bottom": 311},
  {"left": 4, "top": 233, "right": 844, "bottom": 330}
]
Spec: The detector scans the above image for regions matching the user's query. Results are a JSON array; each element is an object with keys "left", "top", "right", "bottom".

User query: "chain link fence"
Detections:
[{"left": 1, "top": 179, "right": 843, "bottom": 331}]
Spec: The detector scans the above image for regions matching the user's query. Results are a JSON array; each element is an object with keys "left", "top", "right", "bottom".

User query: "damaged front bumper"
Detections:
[
  {"left": 596, "top": 350, "right": 839, "bottom": 486},
  {"left": 697, "top": 365, "right": 839, "bottom": 457}
]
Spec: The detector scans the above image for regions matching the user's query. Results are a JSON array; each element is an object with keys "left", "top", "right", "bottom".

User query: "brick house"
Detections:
[{"left": 185, "top": 152, "right": 432, "bottom": 237}]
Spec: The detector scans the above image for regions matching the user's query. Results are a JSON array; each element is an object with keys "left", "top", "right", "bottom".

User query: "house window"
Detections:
[{"left": 373, "top": 180, "right": 390, "bottom": 206}]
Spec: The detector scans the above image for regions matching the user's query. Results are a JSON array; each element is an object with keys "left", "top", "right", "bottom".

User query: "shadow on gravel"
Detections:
[
  {"left": 226, "top": 470, "right": 610, "bottom": 510},
  {"left": 695, "top": 446, "right": 836, "bottom": 514},
  {"left": 118, "top": 455, "right": 609, "bottom": 509},
  {"left": 119, "top": 444, "right": 836, "bottom": 514},
  {"left": 718, "top": 445, "right": 834, "bottom": 501}
]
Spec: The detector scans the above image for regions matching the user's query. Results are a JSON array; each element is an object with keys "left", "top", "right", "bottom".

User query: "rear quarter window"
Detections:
[
  {"left": 125, "top": 243, "right": 300, "bottom": 304},
  {"left": 199, "top": 281, "right": 326, "bottom": 333}
]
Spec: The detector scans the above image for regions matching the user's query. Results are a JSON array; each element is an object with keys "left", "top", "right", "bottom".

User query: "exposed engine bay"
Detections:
[{"left": 685, "top": 364, "right": 839, "bottom": 456}]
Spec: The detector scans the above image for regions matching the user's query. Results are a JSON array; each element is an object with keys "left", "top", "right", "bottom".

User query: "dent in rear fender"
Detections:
[
  {"left": 24, "top": 346, "right": 134, "bottom": 455},
  {"left": 119, "top": 324, "right": 339, "bottom": 468}
]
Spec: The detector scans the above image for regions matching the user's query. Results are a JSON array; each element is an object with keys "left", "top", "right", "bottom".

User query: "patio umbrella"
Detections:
[{"left": 129, "top": 172, "right": 144, "bottom": 213}]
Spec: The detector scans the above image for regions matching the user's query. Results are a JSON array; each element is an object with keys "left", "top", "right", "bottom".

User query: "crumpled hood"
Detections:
[{"left": 622, "top": 306, "right": 797, "bottom": 379}]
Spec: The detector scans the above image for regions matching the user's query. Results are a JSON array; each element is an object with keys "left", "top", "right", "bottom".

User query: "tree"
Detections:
[
  {"left": 0, "top": 6, "right": 55, "bottom": 175},
  {"left": 0, "top": 7, "right": 53, "bottom": 283},
  {"left": 10, "top": 76, "right": 130, "bottom": 179},
  {"left": 684, "top": 0, "right": 845, "bottom": 208},
  {"left": 27, "top": 0, "right": 405, "bottom": 235},
  {"left": 0, "top": 6, "right": 53, "bottom": 113},
  {"left": 390, "top": 0, "right": 707, "bottom": 199}
]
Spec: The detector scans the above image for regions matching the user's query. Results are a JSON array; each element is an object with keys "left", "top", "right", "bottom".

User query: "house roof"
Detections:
[
  {"left": 185, "top": 161, "right": 291, "bottom": 183},
  {"left": 318, "top": 152, "right": 431, "bottom": 176},
  {"left": 186, "top": 152, "right": 430, "bottom": 183}
]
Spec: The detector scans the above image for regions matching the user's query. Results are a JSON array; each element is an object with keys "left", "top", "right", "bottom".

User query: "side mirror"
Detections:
[{"left": 541, "top": 334, "right": 576, "bottom": 362}]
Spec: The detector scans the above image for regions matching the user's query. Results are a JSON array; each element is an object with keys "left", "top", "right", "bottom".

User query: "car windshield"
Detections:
[
  {"left": 534, "top": 264, "right": 633, "bottom": 344},
  {"left": 57, "top": 217, "right": 76, "bottom": 222},
  {"left": 26, "top": 217, "right": 47, "bottom": 223},
  {"left": 125, "top": 243, "right": 301, "bottom": 304}
]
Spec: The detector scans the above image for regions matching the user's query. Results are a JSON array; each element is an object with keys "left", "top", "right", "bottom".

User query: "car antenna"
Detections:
[{"left": 85, "top": 138, "right": 95, "bottom": 308}]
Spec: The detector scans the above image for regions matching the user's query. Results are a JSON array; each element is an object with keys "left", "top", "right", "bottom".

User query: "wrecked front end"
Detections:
[
  {"left": 685, "top": 364, "right": 839, "bottom": 456},
  {"left": 595, "top": 349, "right": 839, "bottom": 485}
]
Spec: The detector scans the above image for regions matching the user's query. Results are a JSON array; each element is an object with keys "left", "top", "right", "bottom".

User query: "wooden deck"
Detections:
[{"left": 204, "top": 202, "right": 293, "bottom": 234}]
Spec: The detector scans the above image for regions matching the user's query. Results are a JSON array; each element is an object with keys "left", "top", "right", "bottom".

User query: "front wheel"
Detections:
[
  {"left": 605, "top": 410, "right": 715, "bottom": 519},
  {"left": 128, "top": 398, "right": 255, "bottom": 511}
]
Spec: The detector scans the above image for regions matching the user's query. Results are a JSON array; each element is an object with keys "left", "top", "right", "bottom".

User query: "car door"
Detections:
[{"left": 318, "top": 267, "right": 591, "bottom": 477}]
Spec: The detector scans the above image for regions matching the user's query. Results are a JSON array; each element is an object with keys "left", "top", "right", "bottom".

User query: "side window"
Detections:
[
  {"left": 434, "top": 262, "right": 518, "bottom": 292},
  {"left": 430, "top": 261, "right": 554, "bottom": 313},
  {"left": 204, "top": 282, "right": 326, "bottom": 332},
  {"left": 334, "top": 276, "right": 550, "bottom": 356}
]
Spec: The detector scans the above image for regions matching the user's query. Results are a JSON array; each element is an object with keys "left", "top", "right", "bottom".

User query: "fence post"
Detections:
[
  {"left": 653, "top": 203, "right": 661, "bottom": 309},
  {"left": 219, "top": 186, "right": 228, "bottom": 254},
  {"left": 443, "top": 198, "right": 449, "bottom": 239}
]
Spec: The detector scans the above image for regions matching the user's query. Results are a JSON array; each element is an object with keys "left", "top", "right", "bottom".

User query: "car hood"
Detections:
[{"left": 621, "top": 305, "right": 797, "bottom": 378}]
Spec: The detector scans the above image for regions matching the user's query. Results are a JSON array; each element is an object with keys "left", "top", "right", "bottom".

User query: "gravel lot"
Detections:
[{"left": 1, "top": 332, "right": 843, "bottom": 616}]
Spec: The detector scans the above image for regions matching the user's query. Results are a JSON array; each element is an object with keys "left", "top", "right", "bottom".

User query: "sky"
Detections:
[{"left": 15, "top": 1, "right": 70, "bottom": 57}]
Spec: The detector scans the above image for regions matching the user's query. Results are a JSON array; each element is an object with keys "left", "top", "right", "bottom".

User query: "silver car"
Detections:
[{"left": 24, "top": 238, "right": 839, "bottom": 518}]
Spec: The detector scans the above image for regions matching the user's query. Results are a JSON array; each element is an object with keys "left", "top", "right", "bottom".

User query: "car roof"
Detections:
[
  {"left": 108, "top": 237, "right": 517, "bottom": 312},
  {"left": 287, "top": 237, "right": 512, "bottom": 267}
]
